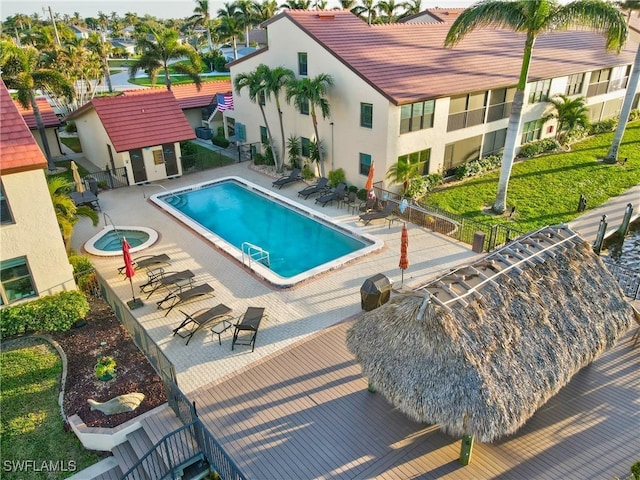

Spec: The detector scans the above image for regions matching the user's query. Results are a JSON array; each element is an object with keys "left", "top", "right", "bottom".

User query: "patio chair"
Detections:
[
  {"left": 156, "top": 282, "right": 215, "bottom": 316},
  {"left": 298, "top": 177, "right": 329, "bottom": 199},
  {"left": 343, "top": 191, "right": 358, "bottom": 212},
  {"left": 232, "top": 307, "right": 265, "bottom": 352},
  {"left": 118, "top": 254, "right": 171, "bottom": 275},
  {"left": 272, "top": 168, "right": 302, "bottom": 189},
  {"left": 173, "top": 304, "right": 233, "bottom": 345},
  {"left": 315, "top": 183, "right": 347, "bottom": 207},
  {"left": 141, "top": 269, "right": 195, "bottom": 298},
  {"left": 359, "top": 201, "right": 395, "bottom": 225}
]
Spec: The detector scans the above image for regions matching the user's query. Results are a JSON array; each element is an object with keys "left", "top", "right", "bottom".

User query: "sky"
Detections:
[{"left": 2, "top": 0, "right": 477, "bottom": 21}]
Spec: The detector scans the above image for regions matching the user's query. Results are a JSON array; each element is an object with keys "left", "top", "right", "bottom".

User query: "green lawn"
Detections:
[
  {"left": 426, "top": 122, "right": 640, "bottom": 233},
  {"left": 107, "top": 59, "right": 135, "bottom": 68},
  {"left": 0, "top": 339, "right": 102, "bottom": 479},
  {"left": 59, "top": 137, "right": 82, "bottom": 153},
  {"left": 184, "top": 142, "right": 236, "bottom": 169},
  {"left": 128, "top": 75, "right": 230, "bottom": 87}
]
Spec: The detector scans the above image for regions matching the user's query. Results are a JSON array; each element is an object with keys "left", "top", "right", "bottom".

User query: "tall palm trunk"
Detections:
[
  {"left": 102, "top": 56, "right": 113, "bottom": 92},
  {"left": 310, "top": 106, "right": 325, "bottom": 177},
  {"left": 163, "top": 61, "right": 172, "bottom": 90},
  {"left": 493, "top": 33, "right": 535, "bottom": 214},
  {"left": 245, "top": 26, "right": 250, "bottom": 48},
  {"left": 605, "top": 44, "right": 640, "bottom": 163},
  {"left": 276, "top": 97, "right": 287, "bottom": 171},
  {"left": 258, "top": 104, "right": 280, "bottom": 171},
  {"left": 31, "top": 94, "right": 55, "bottom": 171}
]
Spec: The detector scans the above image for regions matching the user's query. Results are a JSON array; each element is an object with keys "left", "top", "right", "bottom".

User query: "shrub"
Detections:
[
  {"left": 94, "top": 356, "right": 117, "bottom": 380},
  {"left": 357, "top": 188, "right": 368, "bottom": 201},
  {"left": 64, "top": 121, "right": 77, "bottom": 133},
  {"left": 211, "top": 135, "right": 230, "bottom": 148},
  {"left": 348, "top": 185, "right": 359, "bottom": 194},
  {"left": 69, "top": 254, "right": 98, "bottom": 295},
  {"left": 424, "top": 173, "right": 444, "bottom": 190},
  {"left": 405, "top": 177, "right": 430, "bottom": 200},
  {"left": 180, "top": 141, "right": 197, "bottom": 156},
  {"left": 217, "top": 126, "right": 225, "bottom": 137},
  {"left": 588, "top": 117, "right": 618, "bottom": 135},
  {"left": 0, "top": 291, "right": 90, "bottom": 339},
  {"left": 518, "top": 138, "right": 559, "bottom": 158},
  {"left": 253, "top": 152, "right": 267, "bottom": 165},
  {"left": 629, "top": 109, "right": 640, "bottom": 122},
  {"left": 213, "top": 55, "right": 229, "bottom": 72},
  {"left": 301, "top": 164, "right": 315, "bottom": 180},
  {"left": 327, "top": 168, "right": 346, "bottom": 187},
  {"left": 455, "top": 155, "right": 502, "bottom": 179}
]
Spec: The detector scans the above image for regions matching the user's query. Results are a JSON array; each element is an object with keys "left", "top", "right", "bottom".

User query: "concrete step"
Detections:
[{"left": 126, "top": 428, "right": 170, "bottom": 479}]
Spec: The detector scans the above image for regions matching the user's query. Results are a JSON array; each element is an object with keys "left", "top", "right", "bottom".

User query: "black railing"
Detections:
[
  {"left": 602, "top": 259, "right": 640, "bottom": 300},
  {"left": 180, "top": 151, "right": 237, "bottom": 172},
  {"left": 81, "top": 167, "right": 129, "bottom": 192},
  {"left": 373, "top": 183, "right": 525, "bottom": 252},
  {"left": 120, "top": 422, "right": 203, "bottom": 480}
]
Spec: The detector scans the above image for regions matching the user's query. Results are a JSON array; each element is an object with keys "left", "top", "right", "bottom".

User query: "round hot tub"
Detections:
[{"left": 84, "top": 226, "right": 158, "bottom": 257}]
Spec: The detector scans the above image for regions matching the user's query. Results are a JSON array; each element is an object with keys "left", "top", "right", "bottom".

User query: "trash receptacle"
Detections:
[
  {"left": 472, "top": 232, "right": 485, "bottom": 253},
  {"left": 361, "top": 274, "right": 392, "bottom": 311},
  {"left": 86, "top": 176, "right": 98, "bottom": 196}
]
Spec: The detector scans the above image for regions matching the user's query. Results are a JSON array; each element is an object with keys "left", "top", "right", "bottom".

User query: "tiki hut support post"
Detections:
[{"left": 459, "top": 435, "right": 474, "bottom": 466}]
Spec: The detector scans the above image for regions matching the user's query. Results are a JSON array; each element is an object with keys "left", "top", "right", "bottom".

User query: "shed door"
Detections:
[
  {"left": 163, "top": 144, "right": 178, "bottom": 176},
  {"left": 129, "top": 149, "right": 147, "bottom": 183}
]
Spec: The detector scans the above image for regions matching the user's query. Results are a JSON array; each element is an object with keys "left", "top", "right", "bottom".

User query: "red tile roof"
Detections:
[
  {"left": 266, "top": 10, "right": 638, "bottom": 105},
  {"left": 0, "top": 80, "right": 48, "bottom": 174},
  {"left": 122, "top": 81, "right": 232, "bottom": 109},
  {"left": 13, "top": 97, "right": 61, "bottom": 129},
  {"left": 67, "top": 90, "right": 195, "bottom": 152}
]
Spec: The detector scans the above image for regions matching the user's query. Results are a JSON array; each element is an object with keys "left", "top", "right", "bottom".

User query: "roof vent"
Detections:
[{"left": 317, "top": 12, "right": 335, "bottom": 18}]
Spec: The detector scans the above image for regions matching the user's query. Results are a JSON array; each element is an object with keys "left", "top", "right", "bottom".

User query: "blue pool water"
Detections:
[
  {"left": 159, "top": 180, "right": 370, "bottom": 279},
  {"left": 93, "top": 230, "right": 150, "bottom": 251}
]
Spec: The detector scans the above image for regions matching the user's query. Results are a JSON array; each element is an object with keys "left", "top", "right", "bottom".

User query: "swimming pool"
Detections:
[{"left": 150, "top": 177, "right": 383, "bottom": 287}]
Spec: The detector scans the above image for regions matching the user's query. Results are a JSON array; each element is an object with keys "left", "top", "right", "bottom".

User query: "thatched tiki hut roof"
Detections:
[{"left": 347, "top": 225, "right": 634, "bottom": 443}]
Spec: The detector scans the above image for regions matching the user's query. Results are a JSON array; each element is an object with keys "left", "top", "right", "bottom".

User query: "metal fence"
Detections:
[
  {"left": 181, "top": 151, "right": 237, "bottom": 172},
  {"left": 81, "top": 166, "right": 129, "bottom": 192},
  {"left": 602, "top": 260, "right": 640, "bottom": 300},
  {"left": 374, "top": 183, "right": 526, "bottom": 252}
]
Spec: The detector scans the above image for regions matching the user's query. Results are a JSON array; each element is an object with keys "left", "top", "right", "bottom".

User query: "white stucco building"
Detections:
[{"left": 227, "top": 9, "right": 639, "bottom": 190}]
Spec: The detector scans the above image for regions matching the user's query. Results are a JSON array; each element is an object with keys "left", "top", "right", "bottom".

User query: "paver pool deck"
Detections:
[{"left": 70, "top": 162, "right": 481, "bottom": 394}]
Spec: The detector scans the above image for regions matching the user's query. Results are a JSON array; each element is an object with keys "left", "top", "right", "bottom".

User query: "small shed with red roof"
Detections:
[
  {"left": 13, "top": 97, "right": 64, "bottom": 158},
  {"left": 67, "top": 90, "right": 195, "bottom": 184}
]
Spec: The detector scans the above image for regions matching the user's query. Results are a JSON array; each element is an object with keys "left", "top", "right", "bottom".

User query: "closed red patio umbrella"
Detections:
[
  {"left": 365, "top": 162, "right": 376, "bottom": 199},
  {"left": 399, "top": 223, "right": 409, "bottom": 286},
  {"left": 122, "top": 237, "right": 142, "bottom": 309}
]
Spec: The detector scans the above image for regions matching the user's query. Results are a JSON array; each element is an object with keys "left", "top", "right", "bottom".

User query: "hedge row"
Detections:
[{"left": 0, "top": 291, "right": 89, "bottom": 339}]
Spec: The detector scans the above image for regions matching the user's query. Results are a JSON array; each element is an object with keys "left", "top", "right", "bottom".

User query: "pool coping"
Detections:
[
  {"left": 84, "top": 226, "right": 159, "bottom": 257},
  {"left": 149, "top": 176, "right": 384, "bottom": 288}
]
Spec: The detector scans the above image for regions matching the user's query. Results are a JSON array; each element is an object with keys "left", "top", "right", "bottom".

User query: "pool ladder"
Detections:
[{"left": 242, "top": 242, "right": 270, "bottom": 268}]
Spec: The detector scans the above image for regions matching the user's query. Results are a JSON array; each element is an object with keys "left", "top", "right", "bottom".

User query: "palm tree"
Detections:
[
  {"left": 386, "top": 158, "right": 425, "bottom": 193},
  {"left": 234, "top": 0, "right": 255, "bottom": 48},
  {"left": 376, "top": 0, "right": 402, "bottom": 23},
  {"left": 262, "top": 65, "right": 295, "bottom": 172},
  {"left": 401, "top": 0, "right": 422, "bottom": 18},
  {"left": 234, "top": 67, "right": 280, "bottom": 170},
  {"left": 254, "top": 0, "right": 279, "bottom": 23},
  {"left": 445, "top": 0, "right": 627, "bottom": 214},
  {"left": 216, "top": 3, "right": 243, "bottom": 60},
  {"left": 87, "top": 32, "right": 113, "bottom": 93},
  {"left": 48, "top": 177, "right": 98, "bottom": 253},
  {"left": 0, "top": 40, "right": 73, "bottom": 172},
  {"left": 353, "top": 0, "right": 378, "bottom": 25},
  {"left": 286, "top": 73, "right": 334, "bottom": 177},
  {"left": 617, "top": 0, "right": 640, "bottom": 23},
  {"left": 190, "top": 0, "right": 214, "bottom": 54},
  {"left": 129, "top": 27, "right": 202, "bottom": 91},
  {"left": 545, "top": 94, "right": 589, "bottom": 145},
  {"left": 604, "top": 44, "right": 640, "bottom": 163},
  {"left": 280, "top": 0, "right": 312, "bottom": 9}
]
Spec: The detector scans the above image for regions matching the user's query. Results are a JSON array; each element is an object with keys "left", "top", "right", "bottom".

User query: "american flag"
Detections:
[{"left": 217, "top": 92, "right": 234, "bottom": 111}]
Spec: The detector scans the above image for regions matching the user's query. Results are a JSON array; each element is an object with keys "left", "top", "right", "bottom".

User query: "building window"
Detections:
[
  {"left": 443, "top": 135, "right": 482, "bottom": 177},
  {"left": 361, "top": 103, "right": 373, "bottom": 128},
  {"left": 400, "top": 100, "right": 435, "bottom": 134},
  {"left": 565, "top": 73, "right": 585, "bottom": 96},
  {"left": 301, "top": 137, "right": 311, "bottom": 157},
  {"left": 521, "top": 119, "right": 544, "bottom": 144},
  {"left": 359, "top": 153, "right": 372, "bottom": 176},
  {"left": 299, "top": 99, "right": 310, "bottom": 115},
  {"left": 447, "top": 91, "right": 487, "bottom": 131},
  {"left": 298, "top": 52, "right": 308, "bottom": 76},
  {"left": 482, "top": 128, "right": 507, "bottom": 156},
  {"left": 397, "top": 149, "right": 431, "bottom": 175},
  {"left": 587, "top": 68, "right": 611, "bottom": 97},
  {"left": 527, "top": 79, "right": 551, "bottom": 103},
  {"left": 260, "top": 126, "right": 268, "bottom": 144},
  {"left": 609, "top": 65, "right": 631, "bottom": 92},
  {"left": 0, "top": 182, "right": 13, "bottom": 225},
  {"left": 1, "top": 257, "right": 36, "bottom": 305},
  {"left": 487, "top": 87, "right": 515, "bottom": 122}
]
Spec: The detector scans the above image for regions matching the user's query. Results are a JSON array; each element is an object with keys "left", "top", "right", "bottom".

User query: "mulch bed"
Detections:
[{"left": 50, "top": 297, "right": 167, "bottom": 428}]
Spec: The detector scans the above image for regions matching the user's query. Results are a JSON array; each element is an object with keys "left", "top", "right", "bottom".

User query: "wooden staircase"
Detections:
[{"left": 91, "top": 405, "right": 208, "bottom": 480}]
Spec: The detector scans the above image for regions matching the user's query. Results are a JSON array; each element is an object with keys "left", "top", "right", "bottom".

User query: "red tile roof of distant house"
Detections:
[
  {"left": 67, "top": 90, "right": 195, "bottom": 152},
  {"left": 263, "top": 10, "right": 638, "bottom": 105},
  {"left": 122, "top": 81, "right": 233, "bottom": 109},
  {"left": 14, "top": 97, "right": 61, "bottom": 129},
  {"left": 0, "top": 80, "right": 48, "bottom": 174}
]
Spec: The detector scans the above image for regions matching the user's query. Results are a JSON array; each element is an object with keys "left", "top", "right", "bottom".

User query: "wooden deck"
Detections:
[{"left": 190, "top": 318, "right": 639, "bottom": 479}]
